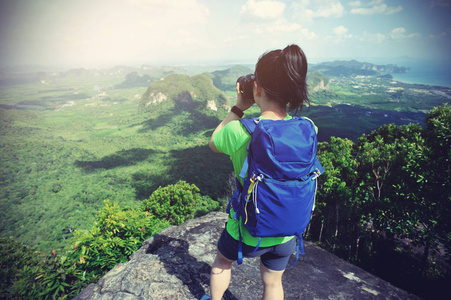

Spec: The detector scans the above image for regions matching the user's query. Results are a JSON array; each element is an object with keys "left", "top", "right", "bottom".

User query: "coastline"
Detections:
[
  {"left": 390, "top": 60, "right": 451, "bottom": 88},
  {"left": 391, "top": 74, "right": 451, "bottom": 88}
]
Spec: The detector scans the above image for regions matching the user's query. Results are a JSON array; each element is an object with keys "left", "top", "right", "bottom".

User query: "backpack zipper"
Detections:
[{"left": 245, "top": 174, "right": 263, "bottom": 224}]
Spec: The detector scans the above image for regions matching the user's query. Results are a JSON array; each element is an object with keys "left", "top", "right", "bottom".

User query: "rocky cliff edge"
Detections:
[{"left": 75, "top": 212, "right": 420, "bottom": 300}]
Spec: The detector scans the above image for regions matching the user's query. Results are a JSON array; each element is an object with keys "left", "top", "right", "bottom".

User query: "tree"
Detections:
[
  {"left": 313, "top": 118, "right": 450, "bottom": 274},
  {"left": 391, "top": 105, "right": 451, "bottom": 272},
  {"left": 351, "top": 117, "right": 449, "bottom": 277},
  {"left": 315, "top": 137, "right": 358, "bottom": 256}
]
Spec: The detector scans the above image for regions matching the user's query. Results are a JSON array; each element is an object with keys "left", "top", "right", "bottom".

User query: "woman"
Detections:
[{"left": 205, "top": 44, "right": 314, "bottom": 300}]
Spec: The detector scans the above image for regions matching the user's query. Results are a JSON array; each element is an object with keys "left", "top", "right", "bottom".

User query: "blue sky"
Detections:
[{"left": 1, "top": 0, "right": 450, "bottom": 68}]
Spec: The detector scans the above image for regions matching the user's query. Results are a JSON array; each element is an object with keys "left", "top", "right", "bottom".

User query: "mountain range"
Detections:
[{"left": 310, "top": 60, "right": 409, "bottom": 76}]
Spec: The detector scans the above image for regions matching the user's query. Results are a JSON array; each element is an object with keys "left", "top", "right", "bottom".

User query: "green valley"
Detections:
[{"left": 0, "top": 67, "right": 234, "bottom": 252}]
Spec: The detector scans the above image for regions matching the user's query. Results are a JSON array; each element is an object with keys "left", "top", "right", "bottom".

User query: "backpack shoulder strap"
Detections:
[
  {"left": 239, "top": 118, "right": 259, "bottom": 135},
  {"left": 238, "top": 118, "right": 260, "bottom": 179},
  {"left": 298, "top": 116, "right": 318, "bottom": 133}
]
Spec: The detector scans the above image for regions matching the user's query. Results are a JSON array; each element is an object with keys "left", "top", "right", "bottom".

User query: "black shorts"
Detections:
[{"left": 217, "top": 228, "right": 296, "bottom": 271}]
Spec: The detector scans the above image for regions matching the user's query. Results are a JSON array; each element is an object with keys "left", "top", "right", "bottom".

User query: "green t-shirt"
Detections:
[{"left": 214, "top": 115, "right": 317, "bottom": 247}]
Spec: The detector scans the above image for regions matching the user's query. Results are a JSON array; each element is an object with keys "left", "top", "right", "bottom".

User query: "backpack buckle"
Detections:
[{"left": 310, "top": 169, "right": 322, "bottom": 180}]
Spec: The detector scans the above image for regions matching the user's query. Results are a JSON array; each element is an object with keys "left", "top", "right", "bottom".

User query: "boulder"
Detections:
[{"left": 75, "top": 212, "right": 420, "bottom": 300}]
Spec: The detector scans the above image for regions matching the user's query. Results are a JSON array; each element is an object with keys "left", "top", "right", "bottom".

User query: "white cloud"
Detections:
[
  {"left": 299, "top": 27, "right": 318, "bottom": 39},
  {"left": 248, "top": 20, "right": 317, "bottom": 40},
  {"left": 356, "top": 27, "right": 421, "bottom": 44},
  {"left": 384, "top": 5, "right": 403, "bottom": 15},
  {"left": 374, "top": 33, "right": 386, "bottom": 43},
  {"left": 333, "top": 25, "right": 348, "bottom": 35},
  {"left": 358, "top": 31, "right": 386, "bottom": 43},
  {"left": 326, "top": 25, "right": 352, "bottom": 44},
  {"left": 306, "top": 0, "right": 344, "bottom": 18},
  {"left": 368, "top": 0, "right": 384, "bottom": 4},
  {"left": 290, "top": 0, "right": 344, "bottom": 22},
  {"left": 237, "top": 0, "right": 316, "bottom": 40},
  {"left": 348, "top": 1, "right": 362, "bottom": 8},
  {"left": 389, "top": 27, "right": 421, "bottom": 40},
  {"left": 350, "top": 0, "right": 403, "bottom": 15},
  {"left": 389, "top": 27, "right": 406, "bottom": 39},
  {"left": 429, "top": 28, "right": 451, "bottom": 40},
  {"left": 240, "top": 0, "right": 286, "bottom": 20}
]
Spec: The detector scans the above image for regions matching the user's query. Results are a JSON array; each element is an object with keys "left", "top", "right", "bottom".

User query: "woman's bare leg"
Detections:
[
  {"left": 210, "top": 250, "right": 234, "bottom": 300},
  {"left": 260, "top": 261, "right": 285, "bottom": 300}
]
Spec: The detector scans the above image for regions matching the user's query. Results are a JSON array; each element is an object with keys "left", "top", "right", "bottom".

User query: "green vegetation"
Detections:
[
  {"left": 0, "top": 182, "right": 195, "bottom": 299},
  {"left": 308, "top": 105, "right": 450, "bottom": 299},
  {"left": 69, "top": 199, "right": 171, "bottom": 278},
  {"left": 142, "top": 181, "right": 201, "bottom": 225},
  {"left": 0, "top": 70, "right": 233, "bottom": 252},
  {"left": 0, "top": 63, "right": 450, "bottom": 299},
  {"left": 309, "top": 74, "right": 448, "bottom": 112}
]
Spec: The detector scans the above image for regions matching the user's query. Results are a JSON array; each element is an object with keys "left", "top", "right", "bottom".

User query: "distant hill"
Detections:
[
  {"left": 115, "top": 72, "right": 157, "bottom": 88},
  {"left": 204, "top": 65, "right": 253, "bottom": 91},
  {"left": 139, "top": 74, "right": 230, "bottom": 136},
  {"left": 310, "top": 60, "right": 409, "bottom": 77},
  {"left": 308, "top": 71, "right": 330, "bottom": 91}
]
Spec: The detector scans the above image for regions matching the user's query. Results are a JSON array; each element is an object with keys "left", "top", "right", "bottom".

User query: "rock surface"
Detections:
[{"left": 75, "top": 212, "right": 421, "bottom": 300}]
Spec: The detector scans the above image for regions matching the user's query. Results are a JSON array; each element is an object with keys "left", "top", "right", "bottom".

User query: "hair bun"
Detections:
[{"left": 282, "top": 44, "right": 297, "bottom": 56}]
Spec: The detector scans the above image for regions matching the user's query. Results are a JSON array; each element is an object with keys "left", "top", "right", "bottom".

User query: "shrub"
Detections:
[
  {"left": 0, "top": 238, "right": 41, "bottom": 298},
  {"left": 1, "top": 238, "right": 86, "bottom": 299},
  {"left": 141, "top": 180, "right": 201, "bottom": 225},
  {"left": 68, "top": 200, "right": 170, "bottom": 277},
  {"left": 195, "top": 195, "right": 221, "bottom": 217}
]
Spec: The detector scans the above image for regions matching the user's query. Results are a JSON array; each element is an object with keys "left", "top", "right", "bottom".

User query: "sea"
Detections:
[{"left": 390, "top": 60, "right": 451, "bottom": 88}]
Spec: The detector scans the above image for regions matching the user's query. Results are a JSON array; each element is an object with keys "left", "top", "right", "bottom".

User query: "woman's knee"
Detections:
[
  {"left": 213, "top": 250, "right": 234, "bottom": 269},
  {"left": 260, "top": 261, "right": 284, "bottom": 287}
]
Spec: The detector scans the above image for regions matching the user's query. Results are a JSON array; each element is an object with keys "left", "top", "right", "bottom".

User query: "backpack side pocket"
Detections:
[{"left": 244, "top": 177, "right": 316, "bottom": 238}]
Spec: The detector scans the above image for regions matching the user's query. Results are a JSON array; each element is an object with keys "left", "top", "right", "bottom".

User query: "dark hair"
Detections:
[{"left": 255, "top": 44, "right": 310, "bottom": 113}]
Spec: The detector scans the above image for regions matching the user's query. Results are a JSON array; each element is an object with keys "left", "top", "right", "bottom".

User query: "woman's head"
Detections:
[{"left": 255, "top": 44, "right": 309, "bottom": 113}]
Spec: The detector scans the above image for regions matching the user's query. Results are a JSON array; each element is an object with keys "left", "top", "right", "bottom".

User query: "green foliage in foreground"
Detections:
[
  {"left": 69, "top": 200, "right": 171, "bottom": 278},
  {"left": 0, "top": 181, "right": 213, "bottom": 299},
  {"left": 0, "top": 237, "right": 89, "bottom": 299}
]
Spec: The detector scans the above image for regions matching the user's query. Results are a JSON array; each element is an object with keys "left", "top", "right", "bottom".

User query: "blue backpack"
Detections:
[{"left": 227, "top": 116, "right": 324, "bottom": 267}]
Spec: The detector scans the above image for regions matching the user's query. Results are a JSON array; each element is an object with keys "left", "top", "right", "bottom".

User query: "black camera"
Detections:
[{"left": 237, "top": 74, "right": 255, "bottom": 100}]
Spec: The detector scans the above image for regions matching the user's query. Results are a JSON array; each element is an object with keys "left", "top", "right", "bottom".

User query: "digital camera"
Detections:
[{"left": 236, "top": 74, "right": 255, "bottom": 100}]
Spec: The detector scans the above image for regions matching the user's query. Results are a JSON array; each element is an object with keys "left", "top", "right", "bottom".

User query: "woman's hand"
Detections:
[
  {"left": 209, "top": 82, "right": 254, "bottom": 153},
  {"left": 235, "top": 82, "right": 255, "bottom": 111}
]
